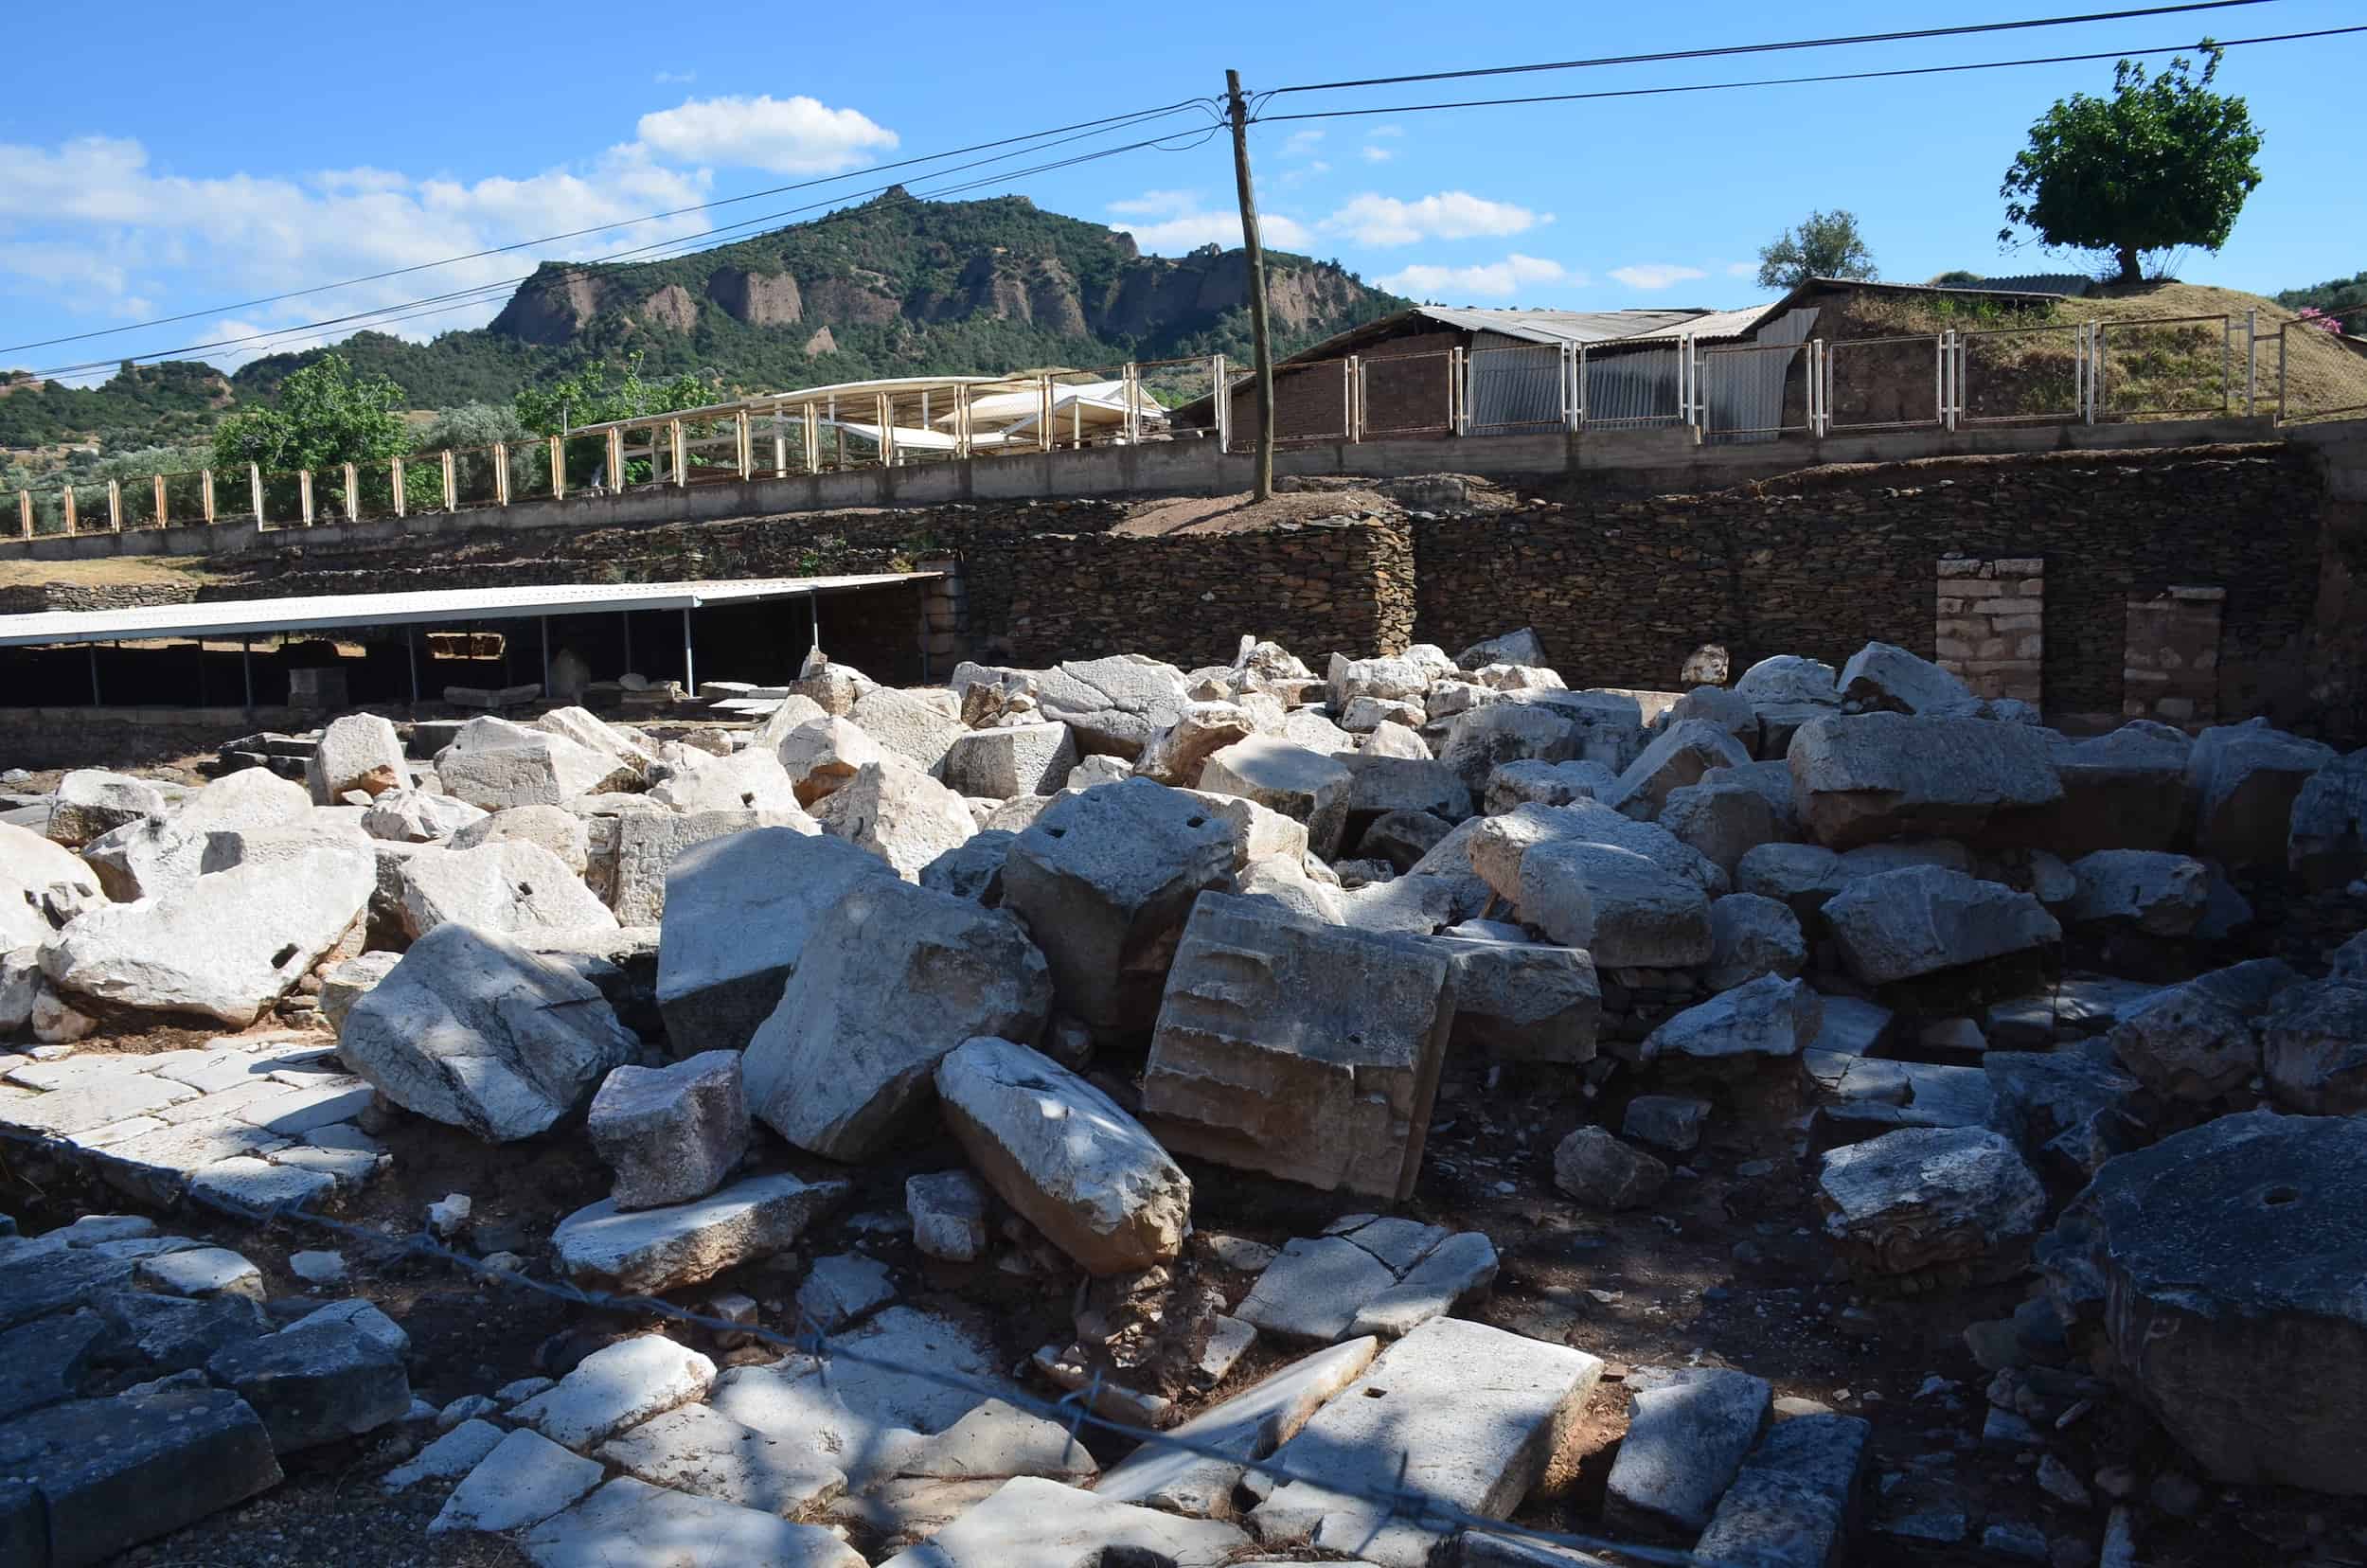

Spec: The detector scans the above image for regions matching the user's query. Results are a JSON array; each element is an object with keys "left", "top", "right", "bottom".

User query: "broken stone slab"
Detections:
[
  {"left": 288, "top": 1296, "right": 408, "bottom": 1357},
  {"left": 338, "top": 922, "right": 638, "bottom": 1142},
  {"left": 589, "top": 1051, "right": 749, "bottom": 1211},
  {"left": 999, "top": 778, "right": 1235, "bottom": 1038},
  {"left": 798, "top": 1251, "right": 898, "bottom": 1332},
  {"left": 1455, "top": 628, "right": 1547, "bottom": 669},
  {"left": 654, "top": 828, "right": 896, "bottom": 1055},
  {"left": 1602, "top": 718, "right": 1753, "bottom": 818},
  {"left": 436, "top": 720, "right": 640, "bottom": 811},
  {"left": 1467, "top": 800, "right": 1724, "bottom": 906},
  {"left": 1689, "top": 1412, "right": 1872, "bottom": 1568},
  {"left": 1983, "top": 1051, "right": 2142, "bottom": 1172},
  {"left": 2289, "top": 747, "right": 2367, "bottom": 890},
  {"left": 811, "top": 757, "right": 979, "bottom": 882},
  {"left": 307, "top": 714, "right": 408, "bottom": 805},
  {"left": 1180, "top": 788, "right": 1312, "bottom": 869},
  {"left": 1552, "top": 1125, "right": 1667, "bottom": 1210},
  {"left": 2064, "top": 850, "right": 2209, "bottom": 935},
  {"left": 319, "top": 950, "right": 400, "bottom": 1034},
  {"left": 80, "top": 819, "right": 212, "bottom": 904},
  {"left": 449, "top": 801, "right": 594, "bottom": 875},
  {"left": 777, "top": 715, "right": 885, "bottom": 807},
  {"left": 1357, "top": 808, "right": 1452, "bottom": 872},
  {"left": 524, "top": 1474, "right": 867, "bottom": 1568},
  {"left": 431, "top": 1426, "right": 606, "bottom": 1535},
  {"left": 937, "top": 1037, "right": 1189, "bottom": 1275},
  {"left": 745, "top": 879, "right": 1051, "bottom": 1162},
  {"left": 2105, "top": 958, "right": 2302, "bottom": 1101},
  {"left": 0, "top": 1310, "right": 104, "bottom": 1423},
  {"left": 205, "top": 1320, "right": 410, "bottom": 1452},
  {"left": 907, "top": 1170, "right": 990, "bottom": 1262},
  {"left": 2261, "top": 979, "right": 2367, "bottom": 1115},
  {"left": 875, "top": 1475, "right": 1246, "bottom": 1568},
  {"left": 45, "top": 769, "right": 169, "bottom": 846},
  {"left": 1095, "top": 1337, "right": 1379, "bottom": 1515},
  {"left": 2183, "top": 718, "right": 2337, "bottom": 870},
  {"left": 848, "top": 685, "right": 972, "bottom": 775},
  {"left": 1134, "top": 704, "right": 1258, "bottom": 789},
  {"left": 1237, "top": 1236, "right": 1398, "bottom": 1343},
  {"left": 1605, "top": 1365, "right": 1773, "bottom": 1532},
  {"left": 647, "top": 747, "right": 806, "bottom": 815},
  {"left": 1200, "top": 736, "right": 1355, "bottom": 859},
  {"left": 1432, "top": 936, "right": 1599, "bottom": 1063},
  {"left": 1644, "top": 974, "right": 1823, "bottom": 1064},
  {"left": 2032, "top": 722, "right": 2190, "bottom": 856},
  {"left": 606, "top": 807, "right": 797, "bottom": 927},
  {"left": 1735, "top": 842, "right": 1854, "bottom": 920},
  {"left": 2039, "top": 1111, "right": 2367, "bottom": 1493},
  {"left": 1623, "top": 1094, "right": 1712, "bottom": 1153},
  {"left": 1144, "top": 893, "right": 1453, "bottom": 1202},
  {"left": 836, "top": 1399, "right": 1097, "bottom": 1540},
  {"left": 596, "top": 1402, "right": 847, "bottom": 1517},
  {"left": 42, "top": 844, "right": 375, "bottom": 1026},
  {"left": 1515, "top": 839, "right": 1714, "bottom": 966},
  {"left": 1735, "top": 653, "right": 1842, "bottom": 709},
  {"left": 0, "top": 1374, "right": 281, "bottom": 1566},
  {"left": 187, "top": 1155, "right": 342, "bottom": 1215},
  {"left": 1817, "top": 1126, "right": 2046, "bottom": 1284},
  {"left": 1822, "top": 866, "right": 2060, "bottom": 985},
  {"left": 538, "top": 704, "right": 661, "bottom": 776},
  {"left": 512, "top": 1333, "right": 717, "bottom": 1452},
  {"left": 1840, "top": 639, "right": 1980, "bottom": 716},
  {"left": 1248, "top": 1316, "right": 1604, "bottom": 1568},
  {"left": 398, "top": 839, "right": 618, "bottom": 941},
  {"left": 1705, "top": 891, "right": 1807, "bottom": 991},
  {"left": 553, "top": 1169, "right": 849, "bottom": 1294},
  {"left": 919, "top": 828, "right": 1016, "bottom": 904},
  {"left": 1484, "top": 758, "right": 1617, "bottom": 815},
  {"left": 136, "top": 1243, "right": 262, "bottom": 1298},
  {"left": 1789, "top": 712, "right": 2061, "bottom": 850},
  {"left": 1344, "top": 1231, "right": 1500, "bottom": 1339},
  {"left": 383, "top": 1417, "right": 506, "bottom": 1489}
]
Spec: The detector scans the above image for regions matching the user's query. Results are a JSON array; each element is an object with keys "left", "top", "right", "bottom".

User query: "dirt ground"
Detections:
[{"left": 1109, "top": 490, "right": 1402, "bottom": 538}]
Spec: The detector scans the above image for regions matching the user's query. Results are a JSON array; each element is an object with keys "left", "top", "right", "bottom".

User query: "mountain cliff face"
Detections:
[{"left": 480, "top": 187, "right": 1403, "bottom": 380}]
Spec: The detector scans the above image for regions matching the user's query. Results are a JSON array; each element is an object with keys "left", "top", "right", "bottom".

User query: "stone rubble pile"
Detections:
[{"left": 0, "top": 625, "right": 2360, "bottom": 1568}]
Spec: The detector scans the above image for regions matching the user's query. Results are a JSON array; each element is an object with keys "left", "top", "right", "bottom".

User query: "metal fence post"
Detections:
[
  {"left": 106, "top": 478, "right": 122, "bottom": 531},
  {"left": 297, "top": 470, "right": 313, "bottom": 525},
  {"left": 1123, "top": 363, "right": 1141, "bottom": 446},
  {"left": 2091, "top": 325, "right": 2106, "bottom": 422},
  {"left": 202, "top": 470, "right": 215, "bottom": 524},
  {"left": 440, "top": 450, "right": 457, "bottom": 511},
  {"left": 16, "top": 490, "right": 30, "bottom": 539},
  {"left": 492, "top": 442, "right": 511, "bottom": 507},
  {"left": 1212, "top": 354, "right": 1230, "bottom": 450},
  {"left": 2244, "top": 308, "right": 2258, "bottom": 417},
  {"left": 1575, "top": 345, "right": 1590, "bottom": 433},
  {"left": 247, "top": 463, "right": 263, "bottom": 525},
  {"left": 151, "top": 473, "right": 167, "bottom": 529},
  {"left": 1449, "top": 347, "right": 1467, "bottom": 436},
  {"left": 669, "top": 422, "right": 686, "bottom": 488},
  {"left": 61, "top": 486, "right": 76, "bottom": 534},
  {"left": 392, "top": 456, "right": 407, "bottom": 518},
  {"left": 2276, "top": 323, "right": 2288, "bottom": 422}
]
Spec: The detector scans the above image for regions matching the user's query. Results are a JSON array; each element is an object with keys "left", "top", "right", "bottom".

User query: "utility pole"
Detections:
[{"left": 1225, "top": 68, "right": 1276, "bottom": 502}]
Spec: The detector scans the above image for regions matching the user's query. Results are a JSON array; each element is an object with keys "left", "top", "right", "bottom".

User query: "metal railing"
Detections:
[{"left": 11, "top": 310, "right": 2359, "bottom": 543}]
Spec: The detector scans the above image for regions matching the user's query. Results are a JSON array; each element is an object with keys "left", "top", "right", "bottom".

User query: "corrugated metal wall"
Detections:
[
  {"left": 1466, "top": 335, "right": 1565, "bottom": 434},
  {"left": 1700, "top": 306, "right": 1818, "bottom": 443}
]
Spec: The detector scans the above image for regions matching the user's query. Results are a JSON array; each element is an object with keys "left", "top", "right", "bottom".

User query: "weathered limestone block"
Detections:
[
  {"left": 656, "top": 828, "right": 897, "bottom": 1055},
  {"left": 646, "top": 747, "right": 805, "bottom": 815},
  {"left": 811, "top": 758, "right": 977, "bottom": 882},
  {"left": 941, "top": 722, "right": 1078, "bottom": 800},
  {"left": 999, "top": 778, "right": 1235, "bottom": 1038},
  {"left": 1433, "top": 935, "right": 1599, "bottom": 1063},
  {"left": 745, "top": 879, "right": 1051, "bottom": 1161},
  {"left": 1644, "top": 974, "right": 1823, "bottom": 1063},
  {"left": 1199, "top": 738, "right": 1355, "bottom": 861},
  {"left": 2184, "top": 717, "right": 2336, "bottom": 870},
  {"left": 1839, "top": 640, "right": 1980, "bottom": 716},
  {"left": 937, "top": 1037, "right": 1190, "bottom": 1275},
  {"left": 1789, "top": 713, "right": 2061, "bottom": 850},
  {"left": 1144, "top": 893, "right": 1453, "bottom": 1201},
  {"left": 1553, "top": 1125, "right": 1667, "bottom": 1209},
  {"left": 2033, "top": 722, "right": 2189, "bottom": 856},
  {"left": 436, "top": 719, "right": 639, "bottom": 811},
  {"left": 2105, "top": 958, "right": 2300, "bottom": 1101},
  {"left": 398, "top": 840, "right": 616, "bottom": 941},
  {"left": 2289, "top": 748, "right": 2367, "bottom": 891},
  {"left": 589, "top": 1051, "right": 750, "bottom": 1211},
  {"left": 1816, "top": 1125, "right": 2045, "bottom": 1283},
  {"left": 1659, "top": 776, "right": 1779, "bottom": 878},
  {"left": 1515, "top": 840, "right": 1714, "bottom": 967},
  {"left": 1822, "top": 866, "right": 2060, "bottom": 985},
  {"left": 610, "top": 807, "right": 808, "bottom": 927},
  {"left": 46, "top": 770, "right": 168, "bottom": 846},
  {"left": 2064, "top": 850, "right": 2209, "bottom": 935},
  {"left": 553, "top": 1172, "right": 848, "bottom": 1294},
  {"left": 2260, "top": 980, "right": 2367, "bottom": 1115},
  {"left": 306, "top": 714, "right": 408, "bottom": 805},
  {"left": 1704, "top": 892, "right": 1806, "bottom": 991}
]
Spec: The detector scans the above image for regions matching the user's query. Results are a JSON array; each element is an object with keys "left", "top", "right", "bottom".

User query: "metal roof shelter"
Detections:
[{"left": 0, "top": 572, "right": 940, "bottom": 706}]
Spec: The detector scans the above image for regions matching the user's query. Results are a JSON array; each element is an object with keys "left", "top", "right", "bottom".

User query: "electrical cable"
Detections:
[
  {"left": 1251, "top": 23, "right": 2365, "bottom": 124},
  {"left": 1264, "top": 0, "right": 2284, "bottom": 95}
]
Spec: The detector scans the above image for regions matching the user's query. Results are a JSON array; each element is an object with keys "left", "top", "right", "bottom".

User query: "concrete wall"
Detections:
[{"left": 3, "top": 412, "right": 2310, "bottom": 567}]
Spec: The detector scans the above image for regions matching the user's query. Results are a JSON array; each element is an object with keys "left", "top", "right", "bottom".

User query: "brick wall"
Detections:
[
  {"left": 1936, "top": 558, "right": 2044, "bottom": 705},
  {"left": 1413, "top": 445, "right": 2326, "bottom": 730}
]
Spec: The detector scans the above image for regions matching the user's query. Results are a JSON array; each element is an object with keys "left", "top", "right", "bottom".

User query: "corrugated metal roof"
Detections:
[
  {"left": 0, "top": 574, "right": 935, "bottom": 649},
  {"left": 1412, "top": 306, "right": 1717, "bottom": 346}
]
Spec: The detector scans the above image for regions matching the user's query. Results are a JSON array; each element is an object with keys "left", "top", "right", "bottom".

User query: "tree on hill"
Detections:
[
  {"left": 511, "top": 354, "right": 712, "bottom": 437},
  {"left": 1998, "top": 45, "right": 2263, "bottom": 285},
  {"left": 209, "top": 353, "right": 407, "bottom": 475},
  {"left": 2276, "top": 271, "right": 2367, "bottom": 322},
  {"left": 1755, "top": 210, "right": 1877, "bottom": 290}
]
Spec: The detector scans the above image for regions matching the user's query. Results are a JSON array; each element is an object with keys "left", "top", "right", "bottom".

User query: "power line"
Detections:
[
  {"left": 22, "top": 116, "right": 1224, "bottom": 383},
  {"left": 0, "top": 98, "right": 1222, "bottom": 360},
  {"left": 1265, "top": 0, "right": 2285, "bottom": 95},
  {"left": 1252, "top": 24, "right": 2365, "bottom": 124},
  {"left": 0, "top": 1118, "right": 1745, "bottom": 1568}
]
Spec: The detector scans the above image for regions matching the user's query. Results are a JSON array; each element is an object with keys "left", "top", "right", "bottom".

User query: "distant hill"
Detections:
[
  {"left": 4, "top": 187, "right": 1407, "bottom": 467},
  {"left": 2276, "top": 269, "right": 2367, "bottom": 319}
]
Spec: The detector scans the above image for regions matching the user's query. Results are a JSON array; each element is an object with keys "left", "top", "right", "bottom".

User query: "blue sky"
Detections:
[{"left": 2, "top": 0, "right": 2360, "bottom": 381}]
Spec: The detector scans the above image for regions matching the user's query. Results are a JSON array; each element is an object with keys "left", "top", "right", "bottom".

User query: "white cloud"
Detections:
[
  {"left": 654, "top": 69, "right": 697, "bottom": 84},
  {"left": 1323, "top": 190, "right": 1545, "bottom": 247},
  {"left": 1366, "top": 125, "right": 1405, "bottom": 139},
  {"left": 1724, "top": 260, "right": 1756, "bottom": 277},
  {"left": 1282, "top": 129, "right": 1325, "bottom": 155},
  {"left": 1111, "top": 201, "right": 1311, "bottom": 253},
  {"left": 634, "top": 94, "right": 898, "bottom": 174},
  {"left": 1609, "top": 262, "right": 1707, "bottom": 291},
  {"left": 1107, "top": 189, "right": 1198, "bottom": 218},
  {"left": 1378, "top": 254, "right": 1575, "bottom": 299},
  {"left": 1360, "top": 146, "right": 1395, "bottom": 164}
]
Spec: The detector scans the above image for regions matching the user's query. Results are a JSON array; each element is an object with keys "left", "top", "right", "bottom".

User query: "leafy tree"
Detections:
[
  {"left": 209, "top": 353, "right": 407, "bottom": 475},
  {"left": 1755, "top": 210, "right": 1877, "bottom": 290},
  {"left": 2276, "top": 270, "right": 2367, "bottom": 319},
  {"left": 414, "top": 401, "right": 526, "bottom": 454},
  {"left": 1928, "top": 269, "right": 1985, "bottom": 287},
  {"left": 512, "top": 353, "right": 712, "bottom": 437},
  {"left": 1999, "top": 45, "right": 2263, "bottom": 285}
]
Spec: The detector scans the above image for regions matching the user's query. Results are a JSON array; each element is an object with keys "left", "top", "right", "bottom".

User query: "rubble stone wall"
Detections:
[
  {"left": 1411, "top": 445, "right": 2325, "bottom": 728},
  {"left": 0, "top": 581, "right": 200, "bottom": 614}
]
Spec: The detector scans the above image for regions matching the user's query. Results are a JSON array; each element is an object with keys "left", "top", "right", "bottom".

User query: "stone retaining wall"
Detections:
[
  {"left": 0, "top": 581, "right": 199, "bottom": 614},
  {"left": 1413, "top": 445, "right": 2325, "bottom": 729}
]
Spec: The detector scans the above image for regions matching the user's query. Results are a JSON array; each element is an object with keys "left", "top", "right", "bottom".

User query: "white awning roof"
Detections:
[{"left": 0, "top": 573, "right": 937, "bottom": 648}]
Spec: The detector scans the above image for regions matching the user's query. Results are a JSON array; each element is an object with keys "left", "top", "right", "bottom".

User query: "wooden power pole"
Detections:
[{"left": 1225, "top": 69, "right": 1276, "bottom": 502}]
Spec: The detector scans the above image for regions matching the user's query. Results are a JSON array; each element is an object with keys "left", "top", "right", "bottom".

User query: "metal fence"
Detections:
[{"left": 11, "top": 310, "right": 2355, "bottom": 543}]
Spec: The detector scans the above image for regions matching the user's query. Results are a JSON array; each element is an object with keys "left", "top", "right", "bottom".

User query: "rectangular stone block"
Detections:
[
  {"left": 1142, "top": 893, "right": 1454, "bottom": 1201},
  {"left": 1985, "top": 597, "right": 2043, "bottom": 615}
]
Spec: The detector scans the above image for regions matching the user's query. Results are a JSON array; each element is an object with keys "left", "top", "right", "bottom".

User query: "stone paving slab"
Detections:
[{"left": 522, "top": 1476, "right": 868, "bottom": 1568}]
